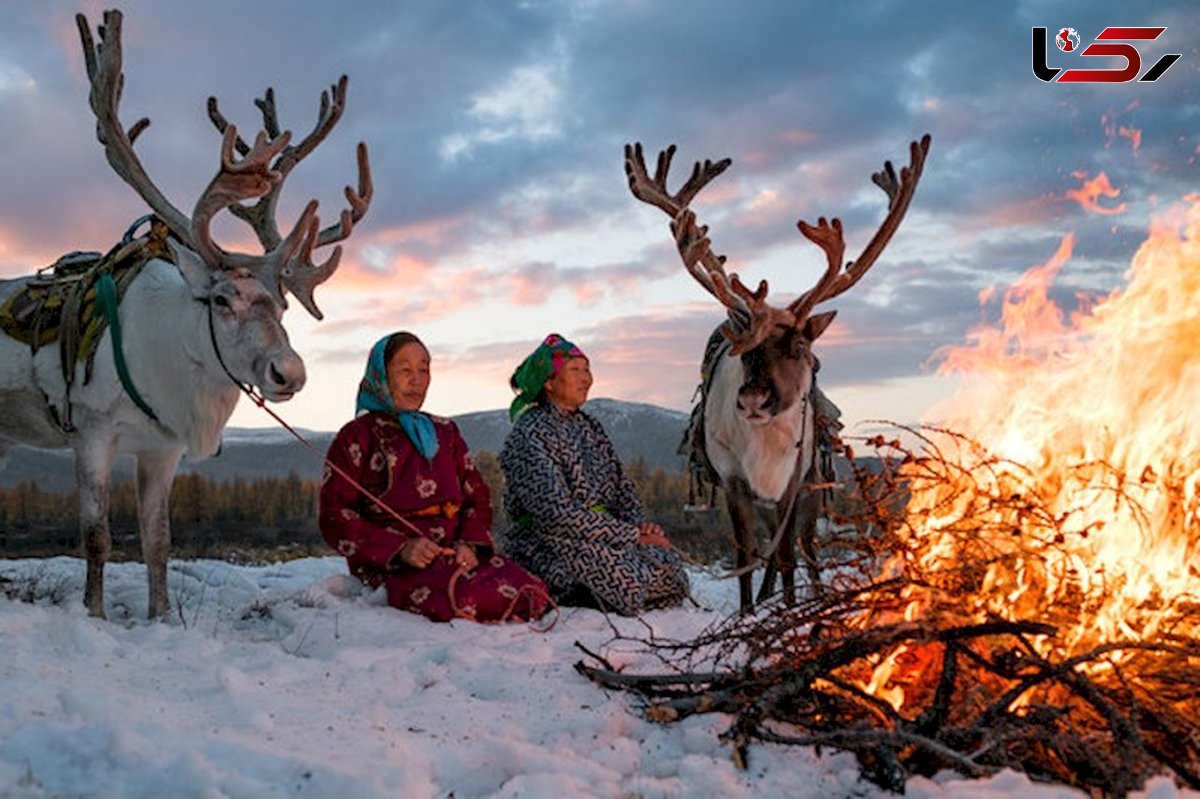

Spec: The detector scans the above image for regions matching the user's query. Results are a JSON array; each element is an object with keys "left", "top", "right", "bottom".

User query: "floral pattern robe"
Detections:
[
  {"left": 499, "top": 403, "right": 690, "bottom": 615},
  {"left": 320, "top": 411, "right": 548, "bottom": 622}
]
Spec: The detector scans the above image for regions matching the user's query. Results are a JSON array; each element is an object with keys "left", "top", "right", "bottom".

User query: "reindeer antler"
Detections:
[
  {"left": 625, "top": 142, "right": 798, "bottom": 354},
  {"left": 189, "top": 127, "right": 291, "bottom": 269},
  {"left": 787, "top": 134, "right": 930, "bottom": 323},
  {"left": 626, "top": 136, "right": 930, "bottom": 354},
  {"left": 670, "top": 207, "right": 798, "bottom": 354},
  {"left": 207, "top": 77, "right": 374, "bottom": 248},
  {"left": 625, "top": 143, "right": 759, "bottom": 344},
  {"left": 76, "top": 11, "right": 192, "bottom": 245},
  {"left": 207, "top": 78, "right": 372, "bottom": 319},
  {"left": 77, "top": 10, "right": 369, "bottom": 320}
]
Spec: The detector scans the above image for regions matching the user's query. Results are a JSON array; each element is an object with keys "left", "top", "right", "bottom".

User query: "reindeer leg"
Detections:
[
  {"left": 76, "top": 434, "right": 117, "bottom": 619},
  {"left": 757, "top": 557, "right": 777, "bottom": 603},
  {"left": 136, "top": 449, "right": 183, "bottom": 619},
  {"left": 754, "top": 502, "right": 780, "bottom": 605},
  {"left": 725, "top": 478, "right": 758, "bottom": 613},
  {"left": 761, "top": 500, "right": 798, "bottom": 607},
  {"left": 794, "top": 487, "right": 823, "bottom": 597}
]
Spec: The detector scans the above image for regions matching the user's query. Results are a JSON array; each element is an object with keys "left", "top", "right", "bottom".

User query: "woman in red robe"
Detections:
[{"left": 319, "top": 331, "right": 550, "bottom": 622}]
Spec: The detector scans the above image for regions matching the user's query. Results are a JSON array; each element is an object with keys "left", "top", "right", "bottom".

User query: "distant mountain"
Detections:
[
  {"left": 454, "top": 398, "right": 688, "bottom": 472},
  {"left": 0, "top": 398, "right": 690, "bottom": 492}
]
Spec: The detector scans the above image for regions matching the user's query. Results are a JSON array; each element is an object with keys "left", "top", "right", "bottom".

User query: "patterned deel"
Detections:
[{"left": 499, "top": 403, "right": 689, "bottom": 615}]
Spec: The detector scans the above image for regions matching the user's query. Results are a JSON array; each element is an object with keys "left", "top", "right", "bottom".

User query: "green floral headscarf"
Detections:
[{"left": 508, "top": 333, "right": 586, "bottom": 420}]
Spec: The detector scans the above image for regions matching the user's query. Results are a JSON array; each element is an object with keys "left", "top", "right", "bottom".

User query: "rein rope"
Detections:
[
  {"left": 236, "top": 376, "right": 427, "bottom": 540},
  {"left": 219, "top": 357, "right": 557, "bottom": 629},
  {"left": 203, "top": 307, "right": 423, "bottom": 539}
]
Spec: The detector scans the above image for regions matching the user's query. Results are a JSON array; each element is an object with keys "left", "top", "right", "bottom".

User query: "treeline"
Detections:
[
  {"left": 0, "top": 473, "right": 322, "bottom": 561},
  {"left": 0, "top": 454, "right": 736, "bottom": 564}
]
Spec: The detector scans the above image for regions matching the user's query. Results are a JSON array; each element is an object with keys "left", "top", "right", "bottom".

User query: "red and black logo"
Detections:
[{"left": 1033, "top": 26, "right": 1181, "bottom": 83}]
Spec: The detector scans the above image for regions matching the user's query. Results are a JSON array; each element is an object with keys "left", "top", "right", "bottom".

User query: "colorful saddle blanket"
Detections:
[{"left": 0, "top": 220, "right": 170, "bottom": 386}]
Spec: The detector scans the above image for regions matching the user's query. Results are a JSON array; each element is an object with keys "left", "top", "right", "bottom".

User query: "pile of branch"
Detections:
[{"left": 575, "top": 427, "right": 1200, "bottom": 796}]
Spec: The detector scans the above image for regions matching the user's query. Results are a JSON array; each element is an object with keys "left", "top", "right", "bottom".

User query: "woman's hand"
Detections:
[
  {"left": 637, "top": 522, "right": 671, "bottom": 549},
  {"left": 398, "top": 537, "right": 443, "bottom": 569},
  {"left": 452, "top": 542, "right": 479, "bottom": 572}
]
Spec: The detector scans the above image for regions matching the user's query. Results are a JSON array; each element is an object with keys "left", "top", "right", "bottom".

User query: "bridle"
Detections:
[
  {"left": 202, "top": 298, "right": 434, "bottom": 541},
  {"left": 204, "top": 293, "right": 256, "bottom": 400}
]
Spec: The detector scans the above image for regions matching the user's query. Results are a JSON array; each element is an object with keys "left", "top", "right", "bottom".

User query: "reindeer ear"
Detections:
[
  {"left": 803, "top": 310, "right": 837, "bottom": 342},
  {"left": 168, "top": 239, "right": 214, "bottom": 297}
]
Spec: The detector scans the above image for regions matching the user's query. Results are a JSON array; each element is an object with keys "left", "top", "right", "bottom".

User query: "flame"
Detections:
[
  {"left": 865, "top": 197, "right": 1200, "bottom": 712},
  {"left": 1065, "top": 171, "right": 1127, "bottom": 215},
  {"left": 1119, "top": 125, "right": 1142, "bottom": 155},
  {"left": 1101, "top": 103, "right": 1142, "bottom": 156}
]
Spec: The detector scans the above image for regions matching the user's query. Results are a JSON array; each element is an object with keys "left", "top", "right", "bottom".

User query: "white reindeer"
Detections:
[
  {"left": 625, "top": 135, "right": 929, "bottom": 611},
  {"left": 0, "top": 10, "right": 371, "bottom": 619}
]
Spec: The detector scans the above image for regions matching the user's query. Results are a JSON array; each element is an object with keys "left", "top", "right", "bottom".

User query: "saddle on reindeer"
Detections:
[{"left": 0, "top": 215, "right": 171, "bottom": 429}]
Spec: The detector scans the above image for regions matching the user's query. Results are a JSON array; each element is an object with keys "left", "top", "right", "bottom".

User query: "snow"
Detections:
[
  {"left": 0, "top": 556, "right": 1193, "bottom": 799},
  {"left": 585, "top": 398, "right": 689, "bottom": 428},
  {"left": 218, "top": 428, "right": 327, "bottom": 445}
]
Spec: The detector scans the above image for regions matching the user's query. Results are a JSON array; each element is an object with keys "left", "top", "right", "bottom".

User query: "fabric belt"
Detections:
[{"left": 406, "top": 501, "right": 461, "bottom": 519}]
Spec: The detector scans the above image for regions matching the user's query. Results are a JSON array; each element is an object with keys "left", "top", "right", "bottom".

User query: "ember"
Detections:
[{"left": 577, "top": 198, "right": 1200, "bottom": 796}]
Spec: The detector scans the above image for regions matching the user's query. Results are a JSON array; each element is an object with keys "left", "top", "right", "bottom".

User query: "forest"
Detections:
[{"left": 0, "top": 452, "right": 736, "bottom": 566}]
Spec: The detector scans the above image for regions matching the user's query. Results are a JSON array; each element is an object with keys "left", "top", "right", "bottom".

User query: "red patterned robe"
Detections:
[{"left": 319, "top": 411, "right": 549, "bottom": 622}]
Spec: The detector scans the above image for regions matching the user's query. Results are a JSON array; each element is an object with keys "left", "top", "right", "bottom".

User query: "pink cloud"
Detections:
[
  {"left": 366, "top": 215, "right": 470, "bottom": 249},
  {"left": 437, "top": 305, "right": 720, "bottom": 412},
  {"left": 503, "top": 270, "right": 547, "bottom": 306},
  {"left": 959, "top": 194, "right": 1064, "bottom": 233},
  {"left": 780, "top": 129, "right": 820, "bottom": 146},
  {"left": 378, "top": 258, "right": 681, "bottom": 322}
]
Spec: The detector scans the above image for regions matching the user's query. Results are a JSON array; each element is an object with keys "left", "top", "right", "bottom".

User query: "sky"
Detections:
[
  {"left": 3, "top": 555, "right": 1194, "bottom": 798},
  {"left": 0, "top": 1, "right": 1196, "bottom": 433}
]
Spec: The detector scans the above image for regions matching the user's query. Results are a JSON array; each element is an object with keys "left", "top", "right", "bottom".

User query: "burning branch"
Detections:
[{"left": 576, "top": 427, "right": 1200, "bottom": 796}]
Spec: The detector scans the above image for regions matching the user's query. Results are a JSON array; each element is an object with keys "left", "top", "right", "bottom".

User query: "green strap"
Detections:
[
  {"left": 96, "top": 273, "right": 159, "bottom": 422},
  {"left": 514, "top": 504, "right": 609, "bottom": 528}
]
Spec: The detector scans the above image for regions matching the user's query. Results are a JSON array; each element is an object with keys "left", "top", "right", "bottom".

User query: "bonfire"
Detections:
[{"left": 578, "top": 197, "right": 1200, "bottom": 796}]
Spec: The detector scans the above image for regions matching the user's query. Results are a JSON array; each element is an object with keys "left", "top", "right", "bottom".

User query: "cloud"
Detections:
[
  {"left": 437, "top": 305, "right": 720, "bottom": 412},
  {"left": 3, "top": 0, "right": 1197, "bottom": 435},
  {"left": 439, "top": 63, "right": 567, "bottom": 162}
]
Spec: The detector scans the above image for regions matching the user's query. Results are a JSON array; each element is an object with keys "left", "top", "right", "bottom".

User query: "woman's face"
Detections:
[
  {"left": 543, "top": 357, "right": 592, "bottom": 411},
  {"left": 386, "top": 341, "right": 431, "bottom": 412}
]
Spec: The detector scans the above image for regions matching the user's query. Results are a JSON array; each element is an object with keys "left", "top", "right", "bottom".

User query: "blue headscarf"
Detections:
[{"left": 355, "top": 333, "right": 439, "bottom": 461}]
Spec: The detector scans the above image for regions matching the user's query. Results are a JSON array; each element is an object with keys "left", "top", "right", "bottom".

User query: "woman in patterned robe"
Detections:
[
  {"left": 499, "top": 334, "right": 690, "bottom": 615},
  {"left": 320, "top": 331, "right": 549, "bottom": 623}
]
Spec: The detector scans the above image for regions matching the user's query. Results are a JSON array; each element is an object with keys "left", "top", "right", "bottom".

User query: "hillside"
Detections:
[
  {"left": 0, "top": 398, "right": 690, "bottom": 492},
  {"left": 454, "top": 398, "right": 688, "bottom": 472}
]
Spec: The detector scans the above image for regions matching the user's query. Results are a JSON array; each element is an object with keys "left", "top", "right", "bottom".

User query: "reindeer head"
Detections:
[
  {"left": 168, "top": 243, "right": 303, "bottom": 401},
  {"left": 724, "top": 311, "right": 833, "bottom": 424},
  {"left": 624, "top": 136, "right": 929, "bottom": 425},
  {"left": 76, "top": 10, "right": 372, "bottom": 398}
]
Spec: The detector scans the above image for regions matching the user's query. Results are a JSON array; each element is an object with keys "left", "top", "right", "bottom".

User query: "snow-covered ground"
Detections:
[{"left": 0, "top": 556, "right": 1192, "bottom": 799}]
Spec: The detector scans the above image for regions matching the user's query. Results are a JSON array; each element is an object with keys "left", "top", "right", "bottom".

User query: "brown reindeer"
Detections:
[
  {"left": 625, "top": 134, "right": 929, "bottom": 611},
  {"left": 0, "top": 10, "right": 371, "bottom": 618}
]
